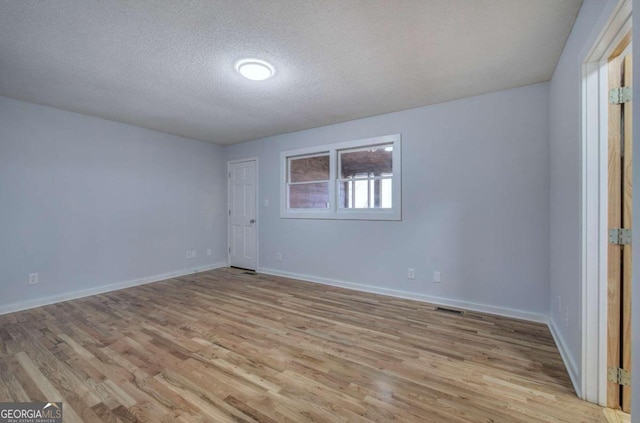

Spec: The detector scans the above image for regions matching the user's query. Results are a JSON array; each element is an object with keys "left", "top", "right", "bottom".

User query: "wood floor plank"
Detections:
[{"left": 0, "top": 267, "right": 618, "bottom": 422}]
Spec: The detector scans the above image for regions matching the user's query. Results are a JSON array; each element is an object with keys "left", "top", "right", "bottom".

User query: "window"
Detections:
[
  {"left": 287, "top": 153, "right": 330, "bottom": 209},
  {"left": 281, "top": 134, "right": 401, "bottom": 220},
  {"left": 338, "top": 144, "right": 393, "bottom": 209}
]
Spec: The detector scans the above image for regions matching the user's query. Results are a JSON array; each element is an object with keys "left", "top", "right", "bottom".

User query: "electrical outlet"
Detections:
[
  {"left": 207, "top": 248, "right": 212, "bottom": 256},
  {"left": 408, "top": 268, "right": 415, "bottom": 279},
  {"left": 276, "top": 252, "right": 282, "bottom": 261},
  {"left": 28, "top": 273, "right": 38, "bottom": 285},
  {"left": 433, "top": 271, "right": 441, "bottom": 283},
  {"left": 264, "top": 199, "right": 269, "bottom": 208}
]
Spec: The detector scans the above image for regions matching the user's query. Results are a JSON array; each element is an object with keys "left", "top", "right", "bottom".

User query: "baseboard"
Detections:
[
  {"left": 257, "top": 267, "right": 548, "bottom": 324},
  {"left": 548, "top": 317, "right": 581, "bottom": 398},
  {"left": 0, "top": 262, "right": 227, "bottom": 316}
]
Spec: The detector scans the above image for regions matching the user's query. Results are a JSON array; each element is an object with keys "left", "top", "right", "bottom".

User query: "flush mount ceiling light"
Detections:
[{"left": 235, "top": 59, "right": 274, "bottom": 81}]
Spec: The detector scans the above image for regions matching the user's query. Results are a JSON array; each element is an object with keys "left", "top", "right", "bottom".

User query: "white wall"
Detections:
[
  {"left": 0, "top": 96, "right": 228, "bottom": 313},
  {"left": 226, "top": 83, "right": 550, "bottom": 320},
  {"left": 548, "top": 0, "right": 618, "bottom": 391}
]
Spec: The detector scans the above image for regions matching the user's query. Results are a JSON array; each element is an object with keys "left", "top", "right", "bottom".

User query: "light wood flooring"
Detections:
[{"left": 0, "top": 267, "right": 626, "bottom": 422}]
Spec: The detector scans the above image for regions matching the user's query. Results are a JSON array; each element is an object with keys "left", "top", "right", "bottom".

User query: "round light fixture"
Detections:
[{"left": 235, "top": 59, "right": 274, "bottom": 81}]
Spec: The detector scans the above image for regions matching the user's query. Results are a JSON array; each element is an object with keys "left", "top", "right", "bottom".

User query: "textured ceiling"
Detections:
[{"left": 0, "top": 0, "right": 582, "bottom": 145}]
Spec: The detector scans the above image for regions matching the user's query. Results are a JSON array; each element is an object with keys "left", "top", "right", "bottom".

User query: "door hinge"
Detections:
[
  {"left": 608, "top": 228, "right": 632, "bottom": 245},
  {"left": 609, "top": 86, "right": 632, "bottom": 104},
  {"left": 608, "top": 367, "right": 631, "bottom": 386},
  {"left": 229, "top": 210, "right": 231, "bottom": 216},
  {"left": 229, "top": 247, "right": 231, "bottom": 253},
  {"left": 228, "top": 171, "right": 231, "bottom": 178}
]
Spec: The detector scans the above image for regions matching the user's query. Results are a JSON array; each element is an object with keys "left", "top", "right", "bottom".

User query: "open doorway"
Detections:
[
  {"left": 606, "top": 38, "right": 633, "bottom": 413},
  {"left": 582, "top": 0, "right": 632, "bottom": 414}
]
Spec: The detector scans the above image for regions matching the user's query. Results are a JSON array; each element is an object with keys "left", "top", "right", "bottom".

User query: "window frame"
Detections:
[
  {"left": 280, "top": 134, "right": 401, "bottom": 220},
  {"left": 286, "top": 151, "right": 331, "bottom": 210}
]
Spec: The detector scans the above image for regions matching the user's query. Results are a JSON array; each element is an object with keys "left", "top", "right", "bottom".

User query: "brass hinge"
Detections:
[
  {"left": 608, "top": 367, "right": 631, "bottom": 386},
  {"left": 608, "top": 228, "right": 632, "bottom": 245},
  {"left": 609, "top": 86, "right": 632, "bottom": 104}
]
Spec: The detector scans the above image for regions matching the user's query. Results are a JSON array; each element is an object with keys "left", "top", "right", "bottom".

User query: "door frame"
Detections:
[
  {"left": 227, "top": 157, "right": 259, "bottom": 270},
  {"left": 581, "top": 0, "right": 631, "bottom": 405}
]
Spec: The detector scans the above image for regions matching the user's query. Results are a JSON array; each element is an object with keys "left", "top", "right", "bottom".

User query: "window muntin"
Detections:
[{"left": 281, "top": 134, "right": 401, "bottom": 220}]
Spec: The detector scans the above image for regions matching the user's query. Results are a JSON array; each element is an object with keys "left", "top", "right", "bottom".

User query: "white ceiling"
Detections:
[{"left": 0, "top": 1, "right": 582, "bottom": 145}]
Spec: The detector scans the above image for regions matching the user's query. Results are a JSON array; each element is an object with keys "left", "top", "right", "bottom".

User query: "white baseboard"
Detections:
[
  {"left": 257, "top": 267, "right": 548, "bottom": 324},
  {"left": 0, "top": 262, "right": 227, "bottom": 316},
  {"left": 548, "top": 317, "right": 581, "bottom": 398}
]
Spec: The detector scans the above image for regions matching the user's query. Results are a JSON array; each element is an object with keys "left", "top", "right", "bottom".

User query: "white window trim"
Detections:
[{"left": 280, "top": 134, "right": 401, "bottom": 220}]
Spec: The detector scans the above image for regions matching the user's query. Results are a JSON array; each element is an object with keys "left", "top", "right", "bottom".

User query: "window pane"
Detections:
[
  {"left": 339, "top": 144, "right": 392, "bottom": 179},
  {"left": 339, "top": 178, "right": 392, "bottom": 209},
  {"left": 381, "top": 178, "right": 392, "bottom": 208},
  {"left": 289, "top": 182, "right": 329, "bottom": 209},
  {"left": 289, "top": 154, "right": 329, "bottom": 183}
]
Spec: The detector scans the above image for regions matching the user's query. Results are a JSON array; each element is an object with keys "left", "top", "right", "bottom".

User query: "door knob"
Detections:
[{"left": 250, "top": 219, "right": 255, "bottom": 224}]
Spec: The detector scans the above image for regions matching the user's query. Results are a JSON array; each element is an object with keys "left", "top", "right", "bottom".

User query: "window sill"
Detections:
[{"left": 280, "top": 209, "right": 401, "bottom": 221}]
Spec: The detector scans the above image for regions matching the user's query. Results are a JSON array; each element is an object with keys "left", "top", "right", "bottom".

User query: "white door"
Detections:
[{"left": 228, "top": 160, "right": 257, "bottom": 270}]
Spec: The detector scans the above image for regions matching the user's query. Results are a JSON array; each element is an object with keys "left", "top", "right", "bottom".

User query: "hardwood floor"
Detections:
[{"left": 0, "top": 267, "right": 618, "bottom": 422}]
